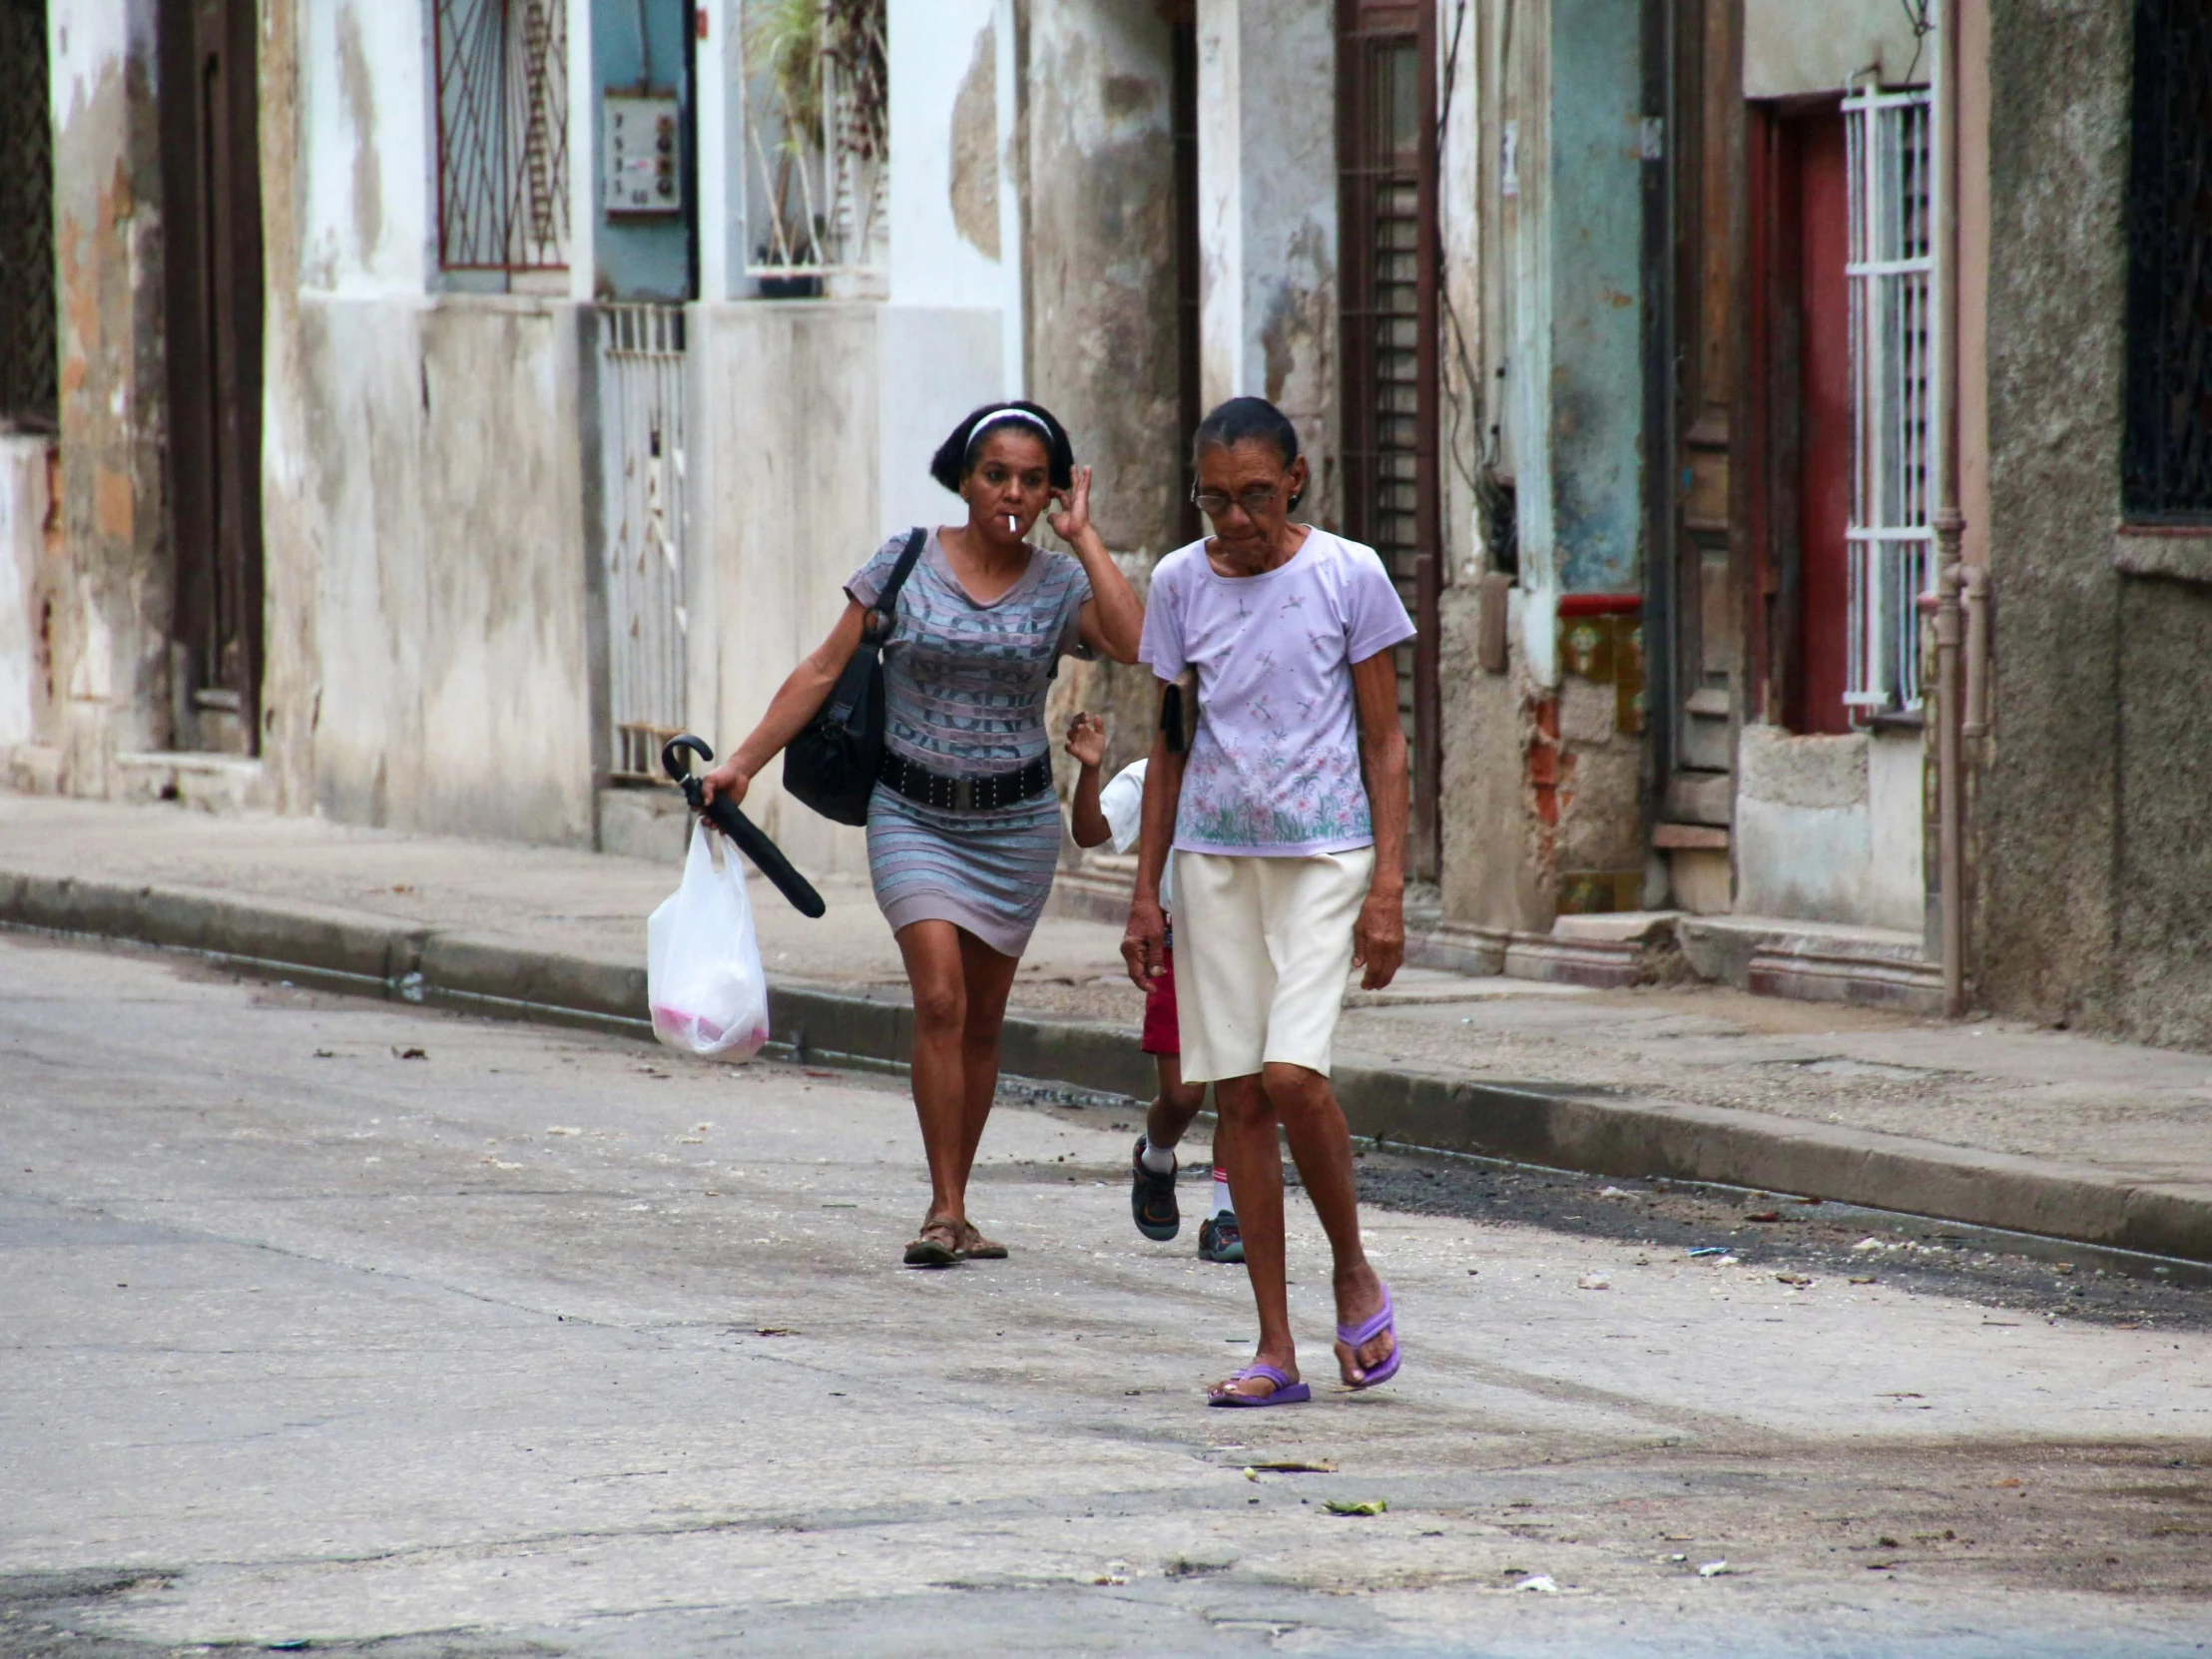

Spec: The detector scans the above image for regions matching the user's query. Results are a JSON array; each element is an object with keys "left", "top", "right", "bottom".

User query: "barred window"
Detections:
[
  {"left": 743, "top": 0, "right": 889, "bottom": 278},
  {"left": 2122, "top": 0, "right": 2212, "bottom": 521},
  {"left": 434, "top": 0, "right": 570, "bottom": 274},
  {"left": 1844, "top": 86, "right": 1936, "bottom": 716}
]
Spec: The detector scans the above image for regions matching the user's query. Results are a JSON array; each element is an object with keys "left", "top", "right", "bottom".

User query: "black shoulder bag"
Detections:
[{"left": 782, "top": 527, "right": 927, "bottom": 826}]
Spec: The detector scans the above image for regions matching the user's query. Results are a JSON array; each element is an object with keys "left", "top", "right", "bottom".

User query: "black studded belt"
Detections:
[{"left": 879, "top": 751, "right": 1055, "bottom": 815}]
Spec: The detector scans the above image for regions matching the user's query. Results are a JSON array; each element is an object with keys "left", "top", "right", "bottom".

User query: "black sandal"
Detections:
[
  {"left": 1130, "top": 1139, "right": 1180, "bottom": 1242},
  {"left": 903, "top": 1216, "right": 961, "bottom": 1268}
]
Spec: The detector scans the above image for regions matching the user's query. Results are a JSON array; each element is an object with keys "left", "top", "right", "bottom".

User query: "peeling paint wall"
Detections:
[
  {"left": 45, "top": 1, "right": 170, "bottom": 787},
  {"left": 267, "top": 0, "right": 596, "bottom": 842},
  {"left": 259, "top": 0, "right": 319, "bottom": 815},
  {"left": 1195, "top": 0, "right": 1339, "bottom": 526},
  {"left": 298, "top": 0, "right": 427, "bottom": 295},
  {"left": 1023, "top": 0, "right": 1181, "bottom": 779},
  {"left": 689, "top": 302, "right": 880, "bottom": 879},
  {"left": 1458, "top": 0, "right": 1647, "bottom": 931},
  {"left": 0, "top": 438, "right": 59, "bottom": 754},
  {"left": 298, "top": 297, "right": 594, "bottom": 842}
]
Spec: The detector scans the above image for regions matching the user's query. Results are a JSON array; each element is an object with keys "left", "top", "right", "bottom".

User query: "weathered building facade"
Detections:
[{"left": 4, "top": 0, "right": 2211, "bottom": 1048}]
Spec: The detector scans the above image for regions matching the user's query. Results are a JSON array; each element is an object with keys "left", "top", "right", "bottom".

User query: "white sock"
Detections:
[
  {"left": 1138, "top": 1136, "right": 1176, "bottom": 1176},
  {"left": 1210, "top": 1166, "right": 1233, "bottom": 1219}
]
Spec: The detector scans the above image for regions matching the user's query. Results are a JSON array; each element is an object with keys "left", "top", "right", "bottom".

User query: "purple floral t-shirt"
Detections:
[{"left": 1139, "top": 529, "right": 1415, "bottom": 856}]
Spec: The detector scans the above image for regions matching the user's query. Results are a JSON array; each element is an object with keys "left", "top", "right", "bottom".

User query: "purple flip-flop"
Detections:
[
  {"left": 1337, "top": 1283, "right": 1401, "bottom": 1388},
  {"left": 1206, "top": 1364, "right": 1312, "bottom": 1407}
]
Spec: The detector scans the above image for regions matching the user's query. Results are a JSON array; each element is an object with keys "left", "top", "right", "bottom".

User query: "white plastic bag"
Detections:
[{"left": 647, "top": 822, "right": 771, "bottom": 1062}]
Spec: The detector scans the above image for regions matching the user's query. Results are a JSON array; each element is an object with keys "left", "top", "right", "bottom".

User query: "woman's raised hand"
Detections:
[
  {"left": 698, "top": 758, "right": 751, "bottom": 809},
  {"left": 1048, "top": 464, "right": 1094, "bottom": 543}
]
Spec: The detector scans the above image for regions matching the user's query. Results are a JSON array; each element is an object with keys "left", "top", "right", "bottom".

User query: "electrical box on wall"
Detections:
[{"left": 603, "top": 92, "right": 682, "bottom": 216}]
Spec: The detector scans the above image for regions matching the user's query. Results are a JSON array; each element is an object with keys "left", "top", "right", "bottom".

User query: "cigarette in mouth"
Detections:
[{"left": 1005, "top": 514, "right": 1018, "bottom": 534}]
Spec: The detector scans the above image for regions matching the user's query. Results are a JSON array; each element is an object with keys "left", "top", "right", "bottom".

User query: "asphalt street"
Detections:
[{"left": 4, "top": 931, "right": 2210, "bottom": 1657}]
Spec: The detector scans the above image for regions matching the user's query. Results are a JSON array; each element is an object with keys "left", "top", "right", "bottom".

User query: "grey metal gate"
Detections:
[{"left": 598, "top": 303, "right": 688, "bottom": 781}]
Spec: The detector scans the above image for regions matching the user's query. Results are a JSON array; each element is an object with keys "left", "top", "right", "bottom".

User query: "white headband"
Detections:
[{"left": 968, "top": 407, "right": 1055, "bottom": 446}]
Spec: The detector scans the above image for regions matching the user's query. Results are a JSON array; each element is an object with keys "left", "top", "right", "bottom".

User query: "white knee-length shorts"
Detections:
[{"left": 1171, "top": 846, "right": 1376, "bottom": 1083}]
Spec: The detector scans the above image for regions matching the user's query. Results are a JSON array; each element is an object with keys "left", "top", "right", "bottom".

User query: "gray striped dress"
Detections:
[{"left": 846, "top": 530, "right": 1091, "bottom": 957}]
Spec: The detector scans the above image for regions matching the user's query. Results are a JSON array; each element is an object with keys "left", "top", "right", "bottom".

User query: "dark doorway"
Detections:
[
  {"left": 160, "top": 0, "right": 265, "bottom": 754},
  {"left": 1338, "top": 0, "right": 1439, "bottom": 877},
  {"left": 0, "top": 0, "right": 56, "bottom": 433}
]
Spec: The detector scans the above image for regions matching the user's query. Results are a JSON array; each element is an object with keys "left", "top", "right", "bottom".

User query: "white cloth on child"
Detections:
[{"left": 1097, "top": 759, "right": 1174, "bottom": 911}]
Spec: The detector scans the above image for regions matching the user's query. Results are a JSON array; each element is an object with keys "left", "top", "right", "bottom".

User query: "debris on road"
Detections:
[
  {"left": 391, "top": 1045, "right": 427, "bottom": 1060},
  {"left": 1698, "top": 1559, "right": 1732, "bottom": 1577},
  {"left": 1688, "top": 1246, "right": 1730, "bottom": 1258},
  {"left": 1745, "top": 1211, "right": 1782, "bottom": 1224},
  {"left": 1514, "top": 1573, "right": 1560, "bottom": 1592},
  {"left": 1578, "top": 1273, "right": 1611, "bottom": 1291},
  {"left": 1776, "top": 1273, "right": 1814, "bottom": 1287},
  {"left": 1326, "top": 1498, "right": 1387, "bottom": 1516},
  {"left": 1249, "top": 1459, "right": 1338, "bottom": 1473}
]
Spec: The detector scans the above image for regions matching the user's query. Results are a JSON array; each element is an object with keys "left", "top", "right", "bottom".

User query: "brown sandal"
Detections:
[
  {"left": 956, "top": 1220, "right": 1007, "bottom": 1261},
  {"left": 903, "top": 1216, "right": 961, "bottom": 1268}
]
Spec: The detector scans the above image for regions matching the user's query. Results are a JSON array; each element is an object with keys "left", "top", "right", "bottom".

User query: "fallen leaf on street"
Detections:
[{"left": 1325, "top": 1498, "right": 1387, "bottom": 1516}]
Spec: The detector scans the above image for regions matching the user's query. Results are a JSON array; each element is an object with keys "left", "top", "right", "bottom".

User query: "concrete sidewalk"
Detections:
[{"left": 3, "top": 792, "right": 2210, "bottom": 1263}]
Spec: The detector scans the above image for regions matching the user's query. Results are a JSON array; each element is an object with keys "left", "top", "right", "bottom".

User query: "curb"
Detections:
[{"left": 4, "top": 868, "right": 2207, "bottom": 1266}]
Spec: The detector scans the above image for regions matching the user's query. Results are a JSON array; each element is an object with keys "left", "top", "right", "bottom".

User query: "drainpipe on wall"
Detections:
[{"left": 1933, "top": 0, "right": 1966, "bottom": 1018}]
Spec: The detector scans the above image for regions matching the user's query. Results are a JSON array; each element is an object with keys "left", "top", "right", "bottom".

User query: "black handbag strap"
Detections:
[
  {"left": 863, "top": 526, "right": 928, "bottom": 644},
  {"left": 827, "top": 527, "right": 927, "bottom": 727}
]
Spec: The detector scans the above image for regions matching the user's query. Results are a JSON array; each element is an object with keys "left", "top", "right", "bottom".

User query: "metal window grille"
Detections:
[
  {"left": 599, "top": 305, "right": 690, "bottom": 781},
  {"left": 1843, "top": 86, "right": 1936, "bottom": 715},
  {"left": 434, "top": 0, "right": 570, "bottom": 273},
  {"left": 742, "top": 0, "right": 889, "bottom": 278},
  {"left": 2121, "top": 0, "right": 2212, "bottom": 521},
  {"left": 0, "top": 0, "right": 56, "bottom": 430}
]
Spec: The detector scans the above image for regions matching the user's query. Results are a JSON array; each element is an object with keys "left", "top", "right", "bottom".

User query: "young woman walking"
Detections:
[{"left": 700, "top": 403, "right": 1142, "bottom": 1267}]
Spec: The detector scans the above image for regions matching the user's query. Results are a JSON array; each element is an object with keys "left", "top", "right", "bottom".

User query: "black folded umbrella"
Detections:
[{"left": 660, "top": 735, "right": 828, "bottom": 919}]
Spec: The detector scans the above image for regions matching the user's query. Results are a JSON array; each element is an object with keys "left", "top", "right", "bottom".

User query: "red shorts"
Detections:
[{"left": 1140, "top": 937, "right": 1180, "bottom": 1056}]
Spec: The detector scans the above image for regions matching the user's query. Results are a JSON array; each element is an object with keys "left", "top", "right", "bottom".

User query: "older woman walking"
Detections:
[
  {"left": 1124, "top": 396, "right": 1409, "bottom": 1403},
  {"left": 701, "top": 402, "right": 1142, "bottom": 1267}
]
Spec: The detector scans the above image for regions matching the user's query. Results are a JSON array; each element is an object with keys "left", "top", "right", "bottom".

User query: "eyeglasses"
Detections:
[{"left": 1190, "top": 483, "right": 1284, "bottom": 519}]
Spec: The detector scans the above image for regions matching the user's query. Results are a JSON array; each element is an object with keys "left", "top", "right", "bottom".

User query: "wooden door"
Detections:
[
  {"left": 1338, "top": 0, "right": 1440, "bottom": 876},
  {"left": 160, "top": 0, "right": 264, "bottom": 754}
]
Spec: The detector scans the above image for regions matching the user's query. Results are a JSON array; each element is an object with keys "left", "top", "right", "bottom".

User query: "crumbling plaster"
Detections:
[
  {"left": 46, "top": 1, "right": 171, "bottom": 789},
  {"left": 1022, "top": 0, "right": 1182, "bottom": 780},
  {"left": 1195, "top": 0, "right": 1339, "bottom": 528},
  {"left": 298, "top": 296, "right": 593, "bottom": 843},
  {"left": 259, "top": 0, "right": 319, "bottom": 815},
  {"left": 0, "top": 439, "right": 58, "bottom": 753}
]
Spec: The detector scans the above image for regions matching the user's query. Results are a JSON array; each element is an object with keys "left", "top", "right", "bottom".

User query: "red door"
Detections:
[{"left": 1792, "top": 112, "right": 1852, "bottom": 736}]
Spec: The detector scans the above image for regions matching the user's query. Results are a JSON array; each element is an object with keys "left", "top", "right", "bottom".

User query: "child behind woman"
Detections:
[{"left": 1065, "top": 714, "right": 1241, "bottom": 1262}]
